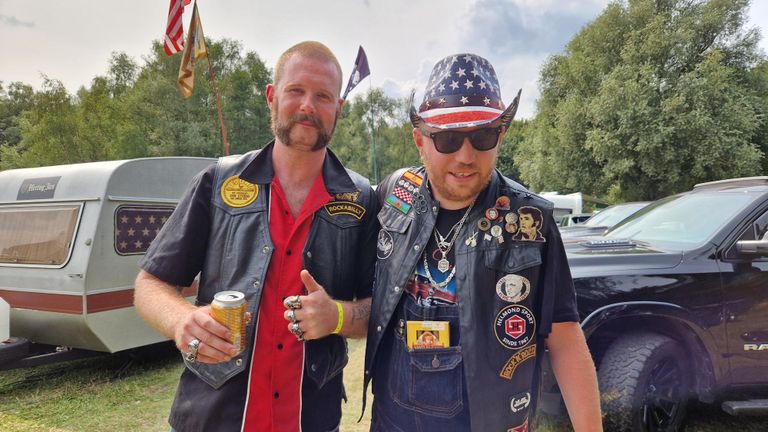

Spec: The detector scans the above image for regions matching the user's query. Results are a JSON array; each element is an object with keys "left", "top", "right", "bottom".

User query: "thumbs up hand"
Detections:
[{"left": 283, "top": 269, "right": 340, "bottom": 340}]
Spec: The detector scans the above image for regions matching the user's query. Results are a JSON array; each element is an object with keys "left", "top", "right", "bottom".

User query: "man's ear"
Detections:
[
  {"left": 412, "top": 128, "right": 424, "bottom": 150},
  {"left": 265, "top": 84, "right": 275, "bottom": 108}
]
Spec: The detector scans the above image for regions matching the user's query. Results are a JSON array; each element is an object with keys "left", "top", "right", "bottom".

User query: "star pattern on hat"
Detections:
[{"left": 413, "top": 53, "right": 519, "bottom": 130}]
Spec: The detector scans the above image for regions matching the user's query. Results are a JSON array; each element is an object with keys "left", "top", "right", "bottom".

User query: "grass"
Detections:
[{"left": 1, "top": 341, "right": 767, "bottom": 431}]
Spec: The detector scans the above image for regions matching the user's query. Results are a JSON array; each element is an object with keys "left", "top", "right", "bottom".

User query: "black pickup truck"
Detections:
[{"left": 561, "top": 177, "right": 768, "bottom": 431}]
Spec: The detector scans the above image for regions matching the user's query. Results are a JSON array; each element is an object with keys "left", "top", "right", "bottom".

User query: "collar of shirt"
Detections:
[{"left": 238, "top": 140, "right": 357, "bottom": 194}]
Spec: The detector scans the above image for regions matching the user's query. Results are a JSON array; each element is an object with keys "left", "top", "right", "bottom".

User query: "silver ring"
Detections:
[
  {"left": 290, "top": 322, "right": 302, "bottom": 335},
  {"left": 284, "top": 295, "right": 302, "bottom": 310},
  {"left": 184, "top": 338, "right": 201, "bottom": 363},
  {"left": 287, "top": 309, "right": 297, "bottom": 323}
]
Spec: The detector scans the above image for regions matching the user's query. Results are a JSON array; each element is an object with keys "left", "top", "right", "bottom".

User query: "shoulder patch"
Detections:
[{"left": 221, "top": 176, "right": 259, "bottom": 208}]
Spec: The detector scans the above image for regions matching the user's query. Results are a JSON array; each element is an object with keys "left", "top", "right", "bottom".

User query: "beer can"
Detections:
[{"left": 211, "top": 291, "right": 247, "bottom": 353}]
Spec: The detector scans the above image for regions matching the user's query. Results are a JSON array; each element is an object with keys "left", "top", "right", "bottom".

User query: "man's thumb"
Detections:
[{"left": 301, "top": 269, "right": 324, "bottom": 293}]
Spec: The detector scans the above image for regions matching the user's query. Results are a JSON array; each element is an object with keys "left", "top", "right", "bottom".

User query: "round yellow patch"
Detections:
[{"left": 220, "top": 176, "right": 259, "bottom": 208}]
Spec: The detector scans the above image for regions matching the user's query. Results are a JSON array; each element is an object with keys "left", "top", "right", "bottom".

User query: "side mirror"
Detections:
[{"left": 736, "top": 240, "right": 768, "bottom": 257}]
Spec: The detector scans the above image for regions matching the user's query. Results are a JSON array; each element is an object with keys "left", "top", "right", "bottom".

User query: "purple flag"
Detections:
[{"left": 342, "top": 46, "right": 370, "bottom": 99}]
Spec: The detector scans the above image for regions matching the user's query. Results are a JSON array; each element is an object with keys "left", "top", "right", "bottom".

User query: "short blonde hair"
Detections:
[{"left": 274, "top": 41, "right": 343, "bottom": 95}]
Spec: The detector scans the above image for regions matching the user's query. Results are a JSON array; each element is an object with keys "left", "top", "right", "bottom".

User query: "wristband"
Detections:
[{"left": 331, "top": 301, "right": 344, "bottom": 334}]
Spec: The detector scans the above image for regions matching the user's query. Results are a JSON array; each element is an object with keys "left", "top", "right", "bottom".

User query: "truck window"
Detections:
[{"left": 0, "top": 204, "right": 81, "bottom": 267}]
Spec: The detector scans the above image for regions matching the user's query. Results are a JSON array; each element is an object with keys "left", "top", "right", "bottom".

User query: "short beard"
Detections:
[
  {"left": 421, "top": 151, "right": 495, "bottom": 205},
  {"left": 271, "top": 99, "right": 334, "bottom": 151}
]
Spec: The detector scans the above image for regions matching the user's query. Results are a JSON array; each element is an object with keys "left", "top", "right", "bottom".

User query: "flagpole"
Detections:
[
  {"left": 206, "top": 57, "right": 230, "bottom": 156},
  {"left": 369, "top": 81, "right": 378, "bottom": 184}
]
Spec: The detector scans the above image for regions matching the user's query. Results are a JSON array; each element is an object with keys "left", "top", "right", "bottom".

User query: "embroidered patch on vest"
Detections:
[
  {"left": 506, "top": 417, "right": 529, "bottom": 432},
  {"left": 510, "top": 391, "right": 531, "bottom": 413},
  {"left": 220, "top": 176, "right": 259, "bottom": 208},
  {"left": 496, "top": 274, "right": 531, "bottom": 303},
  {"left": 324, "top": 201, "right": 366, "bottom": 219},
  {"left": 494, "top": 305, "right": 535, "bottom": 350},
  {"left": 499, "top": 344, "right": 536, "bottom": 379},
  {"left": 512, "top": 206, "right": 546, "bottom": 242},
  {"left": 386, "top": 193, "right": 412, "bottom": 214},
  {"left": 377, "top": 229, "right": 394, "bottom": 259},
  {"left": 334, "top": 190, "right": 360, "bottom": 202}
]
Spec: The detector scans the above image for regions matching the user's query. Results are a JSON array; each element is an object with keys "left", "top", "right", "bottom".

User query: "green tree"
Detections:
[
  {"left": 0, "top": 81, "right": 36, "bottom": 168},
  {"left": 332, "top": 88, "right": 420, "bottom": 183},
  {"left": 519, "top": 0, "right": 767, "bottom": 201}
]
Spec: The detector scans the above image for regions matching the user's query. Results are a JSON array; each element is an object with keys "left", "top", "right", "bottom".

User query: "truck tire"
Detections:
[
  {"left": 598, "top": 333, "right": 689, "bottom": 432},
  {"left": 0, "top": 336, "right": 30, "bottom": 363}
]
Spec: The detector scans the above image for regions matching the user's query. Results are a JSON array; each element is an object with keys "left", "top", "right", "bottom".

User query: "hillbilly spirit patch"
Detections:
[
  {"left": 494, "top": 305, "right": 536, "bottom": 350},
  {"left": 334, "top": 190, "right": 361, "bottom": 202},
  {"left": 500, "top": 344, "right": 536, "bottom": 379},
  {"left": 496, "top": 274, "right": 531, "bottom": 303},
  {"left": 324, "top": 201, "right": 366, "bottom": 219},
  {"left": 221, "top": 176, "right": 259, "bottom": 208}
]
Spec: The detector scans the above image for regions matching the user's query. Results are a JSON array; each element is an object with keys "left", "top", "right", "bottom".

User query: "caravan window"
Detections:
[
  {"left": 114, "top": 206, "right": 174, "bottom": 255},
  {"left": 0, "top": 204, "right": 81, "bottom": 267}
]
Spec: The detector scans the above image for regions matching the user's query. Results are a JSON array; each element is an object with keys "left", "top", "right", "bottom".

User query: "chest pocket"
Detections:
[
  {"left": 484, "top": 244, "right": 542, "bottom": 273},
  {"left": 377, "top": 205, "right": 412, "bottom": 234}
]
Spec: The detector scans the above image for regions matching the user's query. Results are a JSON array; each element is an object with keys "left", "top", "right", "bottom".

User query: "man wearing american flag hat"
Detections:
[{"left": 364, "top": 53, "right": 602, "bottom": 431}]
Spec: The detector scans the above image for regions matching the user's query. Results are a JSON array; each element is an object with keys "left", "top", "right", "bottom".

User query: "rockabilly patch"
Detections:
[
  {"left": 506, "top": 418, "right": 529, "bottom": 432},
  {"left": 499, "top": 344, "right": 537, "bottom": 379},
  {"left": 494, "top": 305, "right": 536, "bottom": 350},
  {"left": 221, "top": 176, "right": 259, "bottom": 208},
  {"left": 511, "top": 206, "right": 546, "bottom": 242},
  {"left": 324, "top": 201, "right": 366, "bottom": 219},
  {"left": 377, "top": 229, "right": 394, "bottom": 259},
  {"left": 510, "top": 391, "right": 532, "bottom": 413},
  {"left": 496, "top": 274, "right": 531, "bottom": 303}
]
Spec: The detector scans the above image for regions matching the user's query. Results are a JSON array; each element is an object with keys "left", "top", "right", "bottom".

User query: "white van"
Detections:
[{"left": 0, "top": 157, "right": 214, "bottom": 368}]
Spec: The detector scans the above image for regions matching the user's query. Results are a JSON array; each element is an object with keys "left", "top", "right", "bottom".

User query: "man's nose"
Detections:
[
  {"left": 299, "top": 94, "right": 316, "bottom": 115},
  {"left": 453, "top": 138, "right": 477, "bottom": 164}
]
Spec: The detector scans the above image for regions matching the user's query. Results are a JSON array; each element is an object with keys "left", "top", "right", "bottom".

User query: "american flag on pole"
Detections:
[
  {"left": 164, "top": 0, "right": 191, "bottom": 56},
  {"left": 342, "top": 46, "right": 370, "bottom": 99}
]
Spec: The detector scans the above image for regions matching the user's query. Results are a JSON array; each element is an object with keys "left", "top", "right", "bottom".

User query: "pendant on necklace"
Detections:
[{"left": 437, "top": 257, "right": 451, "bottom": 273}]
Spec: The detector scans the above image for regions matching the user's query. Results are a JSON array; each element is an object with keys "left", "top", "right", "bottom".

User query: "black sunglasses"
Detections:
[{"left": 421, "top": 127, "right": 503, "bottom": 154}]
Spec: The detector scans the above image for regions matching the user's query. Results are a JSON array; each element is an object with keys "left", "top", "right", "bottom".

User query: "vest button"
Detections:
[
  {"left": 414, "top": 244, "right": 420, "bottom": 251},
  {"left": 311, "top": 363, "right": 317, "bottom": 372},
  {"left": 262, "top": 246, "right": 269, "bottom": 254},
  {"left": 307, "top": 251, "right": 313, "bottom": 258},
  {"left": 236, "top": 359, "right": 243, "bottom": 366},
  {"left": 393, "top": 286, "right": 401, "bottom": 293},
  {"left": 432, "top": 355, "right": 440, "bottom": 368},
  {"left": 376, "top": 325, "right": 382, "bottom": 332},
  {"left": 253, "top": 280, "right": 260, "bottom": 288}
]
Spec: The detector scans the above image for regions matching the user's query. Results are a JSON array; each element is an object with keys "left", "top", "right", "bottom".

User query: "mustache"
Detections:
[{"left": 290, "top": 113, "right": 323, "bottom": 129}]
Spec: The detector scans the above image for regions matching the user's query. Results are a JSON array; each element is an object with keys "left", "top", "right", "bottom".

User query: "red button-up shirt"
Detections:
[{"left": 243, "top": 174, "right": 331, "bottom": 432}]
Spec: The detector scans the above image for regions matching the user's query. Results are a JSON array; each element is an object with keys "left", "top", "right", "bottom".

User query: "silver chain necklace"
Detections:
[{"left": 426, "top": 200, "right": 476, "bottom": 285}]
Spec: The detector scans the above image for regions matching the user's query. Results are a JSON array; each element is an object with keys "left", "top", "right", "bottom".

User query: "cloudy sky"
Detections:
[{"left": 1, "top": 0, "right": 766, "bottom": 119}]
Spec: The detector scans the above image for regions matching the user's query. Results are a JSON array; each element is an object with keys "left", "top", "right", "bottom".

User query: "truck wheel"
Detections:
[
  {"left": 0, "top": 336, "right": 30, "bottom": 363},
  {"left": 598, "top": 333, "right": 689, "bottom": 432}
]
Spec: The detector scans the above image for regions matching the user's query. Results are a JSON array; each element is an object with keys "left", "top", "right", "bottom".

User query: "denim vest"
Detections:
[
  {"left": 365, "top": 167, "right": 566, "bottom": 432},
  {"left": 169, "top": 143, "right": 379, "bottom": 432}
]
